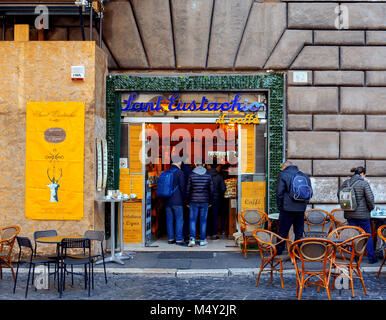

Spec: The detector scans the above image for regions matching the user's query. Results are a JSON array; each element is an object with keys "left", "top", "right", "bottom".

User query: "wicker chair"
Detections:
[
  {"left": 252, "top": 229, "right": 291, "bottom": 289},
  {"left": 377, "top": 225, "right": 386, "bottom": 278},
  {"left": 328, "top": 225, "right": 364, "bottom": 241},
  {"left": 304, "top": 209, "right": 333, "bottom": 237},
  {"left": 0, "top": 226, "right": 21, "bottom": 281},
  {"left": 238, "top": 209, "right": 271, "bottom": 259},
  {"left": 289, "top": 238, "right": 337, "bottom": 300},
  {"left": 328, "top": 232, "right": 371, "bottom": 297},
  {"left": 330, "top": 209, "right": 348, "bottom": 230}
]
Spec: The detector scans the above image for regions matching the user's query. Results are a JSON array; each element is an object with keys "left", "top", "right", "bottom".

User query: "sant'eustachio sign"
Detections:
[{"left": 121, "top": 93, "right": 266, "bottom": 113}]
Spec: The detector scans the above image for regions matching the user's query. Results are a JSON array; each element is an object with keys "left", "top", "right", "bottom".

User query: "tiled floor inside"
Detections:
[{"left": 124, "top": 237, "right": 241, "bottom": 252}]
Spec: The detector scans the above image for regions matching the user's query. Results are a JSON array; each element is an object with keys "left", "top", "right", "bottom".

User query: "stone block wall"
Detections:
[
  {"left": 285, "top": 1, "right": 386, "bottom": 209},
  {"left": 3, "top": 0, "right": 384, "bottom": 212}
]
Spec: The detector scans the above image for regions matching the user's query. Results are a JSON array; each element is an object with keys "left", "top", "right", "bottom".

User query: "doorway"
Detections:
[{"left": 144, "top": 122, "right": 239, "bottom": 246}]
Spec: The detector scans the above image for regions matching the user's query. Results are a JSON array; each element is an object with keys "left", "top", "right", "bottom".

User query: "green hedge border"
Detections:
[{"left": 106, "top": 74, "right": 284, "bottom": 215}]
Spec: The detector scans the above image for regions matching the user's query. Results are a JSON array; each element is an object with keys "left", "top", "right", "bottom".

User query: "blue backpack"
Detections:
[
  {"left": 289, "top": 171, "right": 313, "bottom": 202},
  {"left": 157, "top": 167, "right": 178, "bottom": 198}
]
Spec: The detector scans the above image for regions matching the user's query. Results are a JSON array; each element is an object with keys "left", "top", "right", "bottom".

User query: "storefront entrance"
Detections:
[
  {"left": 119, "top": 91, "right": 268, "bottom": 249},
  {"left": 105, "top": 75, "right": 285, "bottom": 251}
]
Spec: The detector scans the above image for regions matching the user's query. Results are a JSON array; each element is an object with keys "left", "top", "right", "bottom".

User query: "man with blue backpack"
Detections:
[
  {"left": 275, "top": 161, "right": 313, "bottom": 254},
  {"left": 157, "top": 160, "right": 186, "bottom": 245}
]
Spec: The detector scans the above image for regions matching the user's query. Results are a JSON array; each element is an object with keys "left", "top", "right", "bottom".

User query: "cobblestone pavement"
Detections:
[{"left": 2, "top": 271, "right": 385, "bottom": 301}]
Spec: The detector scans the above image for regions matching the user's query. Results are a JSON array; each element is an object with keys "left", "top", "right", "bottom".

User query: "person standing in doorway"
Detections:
[
  {"left": 207, "top": 160, "right": 226, "bottom": 240},
  {"left": 181, "top": 153, "right": 193, "bottom": 242},
  {"left": 218, "top": 163, "right": 230, "bottom": 234},
  {"left": 186, "top": 159, "right": 214, "bottom": 247},
  {"left": 275, "top": 161, "right": 312, "bottom": 254},
  {"left": 338, "top": 166, "right": 377, "bottom": 264},
  {"left": 164, "top": 160, "right": 186, "bottom": 245}
]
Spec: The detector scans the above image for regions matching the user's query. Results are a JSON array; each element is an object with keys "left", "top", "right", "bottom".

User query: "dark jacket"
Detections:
[
  {"left": 276, "top": 165, "right": 312, "bottom": 213},
  {"left": 164, "top": 164, "right": 186, "bottom": 207},
  {"left": 186, "top": 166, "right": 214, "bottom": 204},
  {"left": 338, "top": 174, "right": 375, "bottom": 220},
  {"left": 207, "top": 168, "right": 226, "bottom": 200},
  {"left": 181, "top": 162, "right": 193, "bottom": 186}
]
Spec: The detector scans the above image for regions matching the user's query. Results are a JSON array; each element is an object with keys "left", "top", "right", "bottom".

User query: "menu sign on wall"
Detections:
[
  {"left": 240, "top": 125, "right": 255, "bottom": 174},
  {"left": 241, "top": 181, "right": 266, "bottom": 212},
  {"left": 123, "top": 201, "right": 142, "bottom": 243},
  {"left": 129, "top": 125, "right": 142, "bottom": 173},
  {"left": 119, "top": 169, "right": 143, "bottom": 200}
]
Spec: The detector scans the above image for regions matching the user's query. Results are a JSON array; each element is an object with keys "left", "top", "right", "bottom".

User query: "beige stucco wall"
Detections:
[{"left": 0, "top": 41, "right": 107, "bottom": 255}]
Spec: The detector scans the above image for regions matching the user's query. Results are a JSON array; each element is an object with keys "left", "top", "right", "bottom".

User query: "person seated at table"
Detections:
[{"left": 338, "top": 166, "right": 377, "bottom": 264}]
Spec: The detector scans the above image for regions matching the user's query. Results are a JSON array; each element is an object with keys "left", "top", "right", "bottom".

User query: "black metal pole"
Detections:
[
  {"left": 79, "top": 6, "right": 85, "bottom": 41},
  {"left": 99, "top": 12, "right": 103, "bottom": 48},
  {"left": 2, "top": 17, "right": 5, "bottom": 40},
  {"left": 89, "top": 3, "right": 93, "bottom": 41}
]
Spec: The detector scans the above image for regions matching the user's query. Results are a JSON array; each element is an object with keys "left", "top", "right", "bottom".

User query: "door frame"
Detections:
[{"left": 106, "top": 74, "right": 285, "bottom": 243}]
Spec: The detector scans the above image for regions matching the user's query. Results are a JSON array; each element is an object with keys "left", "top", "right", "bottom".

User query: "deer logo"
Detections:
[{"left": 46, "top": 168, "right": 62, "bottom": 202}]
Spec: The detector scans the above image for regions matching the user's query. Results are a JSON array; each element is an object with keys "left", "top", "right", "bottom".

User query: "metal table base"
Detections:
[{"left": 95, "top": 198, "right": 136, "bottom": 265}]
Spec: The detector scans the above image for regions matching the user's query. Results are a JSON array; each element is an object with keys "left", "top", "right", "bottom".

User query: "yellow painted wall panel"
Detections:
[
  {"left": 240, "top": 125, "right": 255, "bottom": 174},
  {"left": 123, "top": 201, "right": 142, "bottom": 243},
  {"left": 241, "top": 181, "right": 266, "bottom": 212}
]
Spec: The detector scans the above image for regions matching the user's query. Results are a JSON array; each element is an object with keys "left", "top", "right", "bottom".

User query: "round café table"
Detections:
[
  {"left": 268, "top": 213, "right": 280, "bottom": 220},
  {"left": 268, "top": 213, "right": 280, "bottom": 232},
  {"left": 35, "top": 235, "right": 83, "bottom": 292},
  {"left": 35, "top": 235, "right": 83, "bottom": 258},
  {"left": 94, "top": 197, "right": 136, "bottom": 265},
  {"left": 36, "top": 236, "right": 82, "bottom": 244},
  {"left": 370, "top": 211, "right": 386, "bottom": 252}
]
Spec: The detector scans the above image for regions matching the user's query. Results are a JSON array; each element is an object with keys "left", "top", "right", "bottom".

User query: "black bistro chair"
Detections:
[
  {"left": 58, "top": 238, "right": 93, "bottom": 298},
  {"left": 84, "top": 230, "right": 107, "bottom": 284},
  {"left": 13, "top": 236, "right": 56, "bottom": 298},
  {"left": 33, "top": 230, "right": 58, "bottom": 257},
  {"left": 33, "top": 230, "right": 60, "bottom": 282}
]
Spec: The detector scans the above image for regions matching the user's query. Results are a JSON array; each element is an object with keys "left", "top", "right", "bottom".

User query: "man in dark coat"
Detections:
[
  {"left": 181, "top": 154, "right": 193, "bottom": 241},
  {"left": 275, "top": 161, "right": 312, "bottom": 254},
  {"left": 164, "top": 161, "right": 186, "bottom": 245},
  {"left": 185, "top": 160, "right": 214, "bottom": 247},
  {"left": 207, "top": 161, "right": 226, "bottom": 240}
]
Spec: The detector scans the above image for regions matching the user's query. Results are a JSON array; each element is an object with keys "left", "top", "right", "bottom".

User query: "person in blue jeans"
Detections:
[
  {"left": 207, "top": 161, "right": 226, "bottom": 240},
  {"left": 181, "top": 157, "right": 193, "bottom": 242},
  {"left": 164, "top": 161, "right": 186, "bottom": 245},
  {"left": 338, "top": 166, "right": 377, "bottom": 264},
  {"left": 185, "top": 161, "right": 214, "bottom": 247},
  {"left": 275, "top": 161, "right": 312, "bottom": 254}
]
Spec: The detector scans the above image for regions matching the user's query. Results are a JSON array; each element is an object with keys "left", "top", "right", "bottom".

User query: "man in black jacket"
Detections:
[
  {"left": 207, "top": 161, "right": 226, "bottom": 240},
  {"left": 181, "top": 154, "right": 193, "bottom": 242},
  {"left": 185, "top": 160, "right": 214, "bottom": 247},
  {"left": 276, "top": 161, "right": 312, "bottom": 254},
  {"left": 164, "top": 161, "right": 186, "bottom": 245}
]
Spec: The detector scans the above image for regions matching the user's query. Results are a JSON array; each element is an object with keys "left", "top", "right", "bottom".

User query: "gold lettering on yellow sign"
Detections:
[{"left": 216, "top": 114, "right": 260, "bottom": 125}]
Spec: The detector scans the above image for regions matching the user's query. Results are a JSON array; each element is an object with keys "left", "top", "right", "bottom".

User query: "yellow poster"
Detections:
[
  {"left": 241, "top": 181, "right": 266, "bottom": 212},
  {"left": 241, "top": 125, "right": 255, "bottom": 173},
  {"left": 119, "top": 170, "right": 143, "bottom": 200},
  {"left": 129, "top": 125, "right": 142, "bottom": 173},
  {"left": 123, "top": 201, "right": 142, "bottom": 243},
  {"left": 25, "top": 101, "right": 85, "bottom": 220}
]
